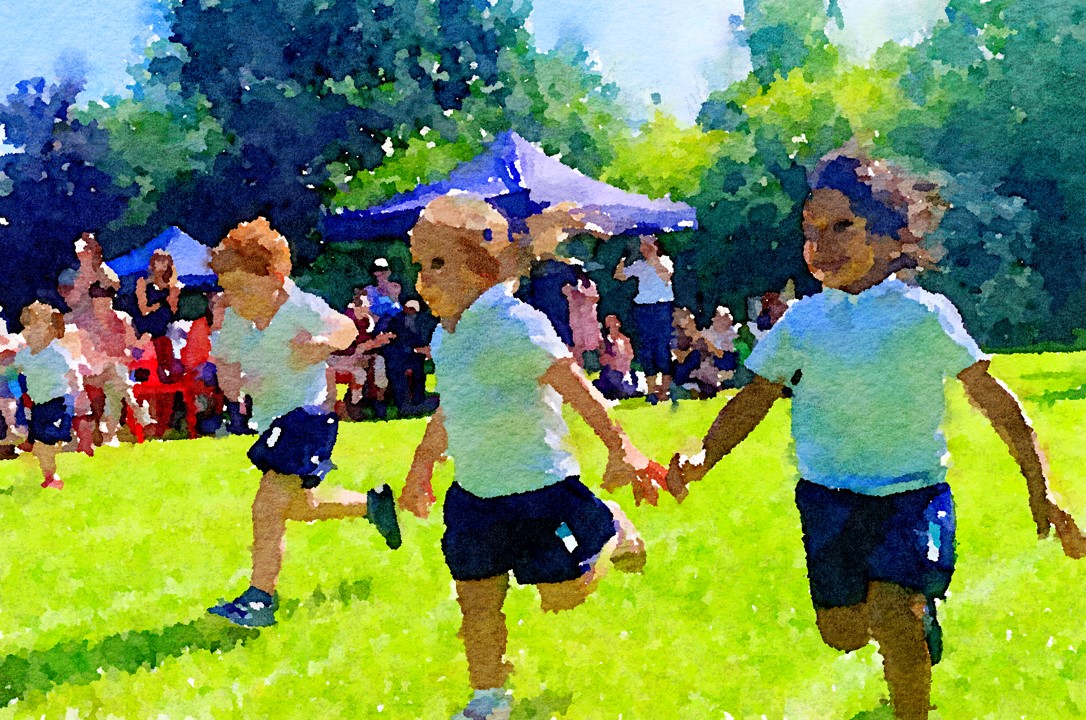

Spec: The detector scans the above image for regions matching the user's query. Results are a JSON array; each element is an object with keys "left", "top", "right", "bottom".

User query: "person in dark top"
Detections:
[{"left": 135, "top": 250, "right": 181, "bottom": 381}]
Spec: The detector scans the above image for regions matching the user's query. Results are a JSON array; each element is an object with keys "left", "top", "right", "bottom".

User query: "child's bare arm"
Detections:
[
  {"left": 399, "top": 408, "right": 447, "bottom": 518},
  {"left": 958, "top": 361, "right": 1086, "bottom": 558},
  {"left": 541, "top": 357, "right": 666, "bottom": 506},
  {"left": 291, "top": 313, "right": 358, "bottom": 366},
  {"left": 667, "top": 375, "right": 786, "bottom": 501}
]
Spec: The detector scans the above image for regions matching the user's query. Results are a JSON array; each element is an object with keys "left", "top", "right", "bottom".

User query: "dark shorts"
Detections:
[
  {"left": 632, "top": 301, "right": 674, "bottom": 376},
  {"left": 795, "top": 479, "right": 956, "bottom": 609},
  {"left": 27, "top": 397, "right": 73, "bottom": 445},
  {"left": 247, "top": 406, "right": 338, "bottom": 488},
  {"left": 442, "top": 477, "right": 618, "bottom": 584}
]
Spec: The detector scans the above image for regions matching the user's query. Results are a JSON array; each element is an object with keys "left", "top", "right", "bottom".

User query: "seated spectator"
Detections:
[
  {"left": 671, "top": 307, "right": 703, "bottom": 399},
  {"left": 330, "top": 289, "right": 393, "bottom": 420}
]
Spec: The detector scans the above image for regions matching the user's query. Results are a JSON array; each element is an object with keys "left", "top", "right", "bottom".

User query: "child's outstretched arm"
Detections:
[
  {"left": 541, "top": 357, "right": 666, "bottom": 506},
  {"left": 667, "top": 375, "right": 787, "bottom": 502},
  {"left": 959, "top": 360, "right": 1086, "bottom": 558},
  {"left": 399, "top": 407, "right": 447, "bottom": 518}
]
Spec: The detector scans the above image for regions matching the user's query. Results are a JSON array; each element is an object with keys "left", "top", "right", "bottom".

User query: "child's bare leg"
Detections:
[
  {"left": 250, "top": 471, "right": 295, "bottom": 593},
  {"left": 815, "top": 603, "right": 871, "bottom": 653},
  {"left": 868, "top": 581, "right": 932, "bottom": 720},
  {"left": 456, "top": 575, "right": 513, "bottom": 690},
  {"left": 32, "top": 443, "right": 61, "bottom": 487},
  {"left": 288, "top": 485, "right": 369, "bottom": 521}
]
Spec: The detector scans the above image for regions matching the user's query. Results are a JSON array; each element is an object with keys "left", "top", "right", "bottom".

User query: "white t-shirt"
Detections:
[
  {"left": 211, "top": 280, "right": 341, "bottom": 432},
  {"left": 431, "top": 282, "right": 578, "bottom": 498},
  {"left": 625, "top": 257, "right": 675, "bottom": 304},
  {"left": 745, "top": 276, "right": 987, "bottom": 495},
  {"left": 11, "top": 341, "right": 78, "bottom": 401}
]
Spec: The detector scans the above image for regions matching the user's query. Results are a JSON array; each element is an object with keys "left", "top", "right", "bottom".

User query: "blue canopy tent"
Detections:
[
  {"left": 320, "top": 131, "right": 698, "bottom": 242},
  {"left": 107, "top": 226, "right": 217, "bottom": 290}
]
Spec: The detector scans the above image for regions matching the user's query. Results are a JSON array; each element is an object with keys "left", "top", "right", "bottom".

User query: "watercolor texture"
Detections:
[{"left": 3, "top": 1, "right": 1086, "bottom": 719}]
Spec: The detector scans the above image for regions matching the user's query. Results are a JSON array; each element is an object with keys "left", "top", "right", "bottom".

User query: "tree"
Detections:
[{"left": 0, "top": 78, "right": 136, "bottom": 325}]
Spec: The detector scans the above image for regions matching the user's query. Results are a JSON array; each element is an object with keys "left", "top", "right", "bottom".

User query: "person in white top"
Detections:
[
  {"left": 614, "top": 235, "right": 675, "bottom": 402},
  {"left": 205, "top": 218, "right": 401, "bottom": 629},
  {"left": 399, "top": 194, "right": 669, "bottom": 720},
  {"left": 6, "top": 303, "right": 82, "bottom": 489}
]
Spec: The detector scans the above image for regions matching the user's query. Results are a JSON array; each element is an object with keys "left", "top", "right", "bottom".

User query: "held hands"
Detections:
[
  {"left": 665, "top": 451, "right": 709, "bottom": 504},
  {"left": 289, "top": 329, "right": 333, "bottom": 368},
  {"left": 601, "top": 438, "right": 668, "bottom": 507}
]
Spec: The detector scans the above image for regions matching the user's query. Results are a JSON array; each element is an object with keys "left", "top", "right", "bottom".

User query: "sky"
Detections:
[{"left": 0, "top": 0, "right": 950, "bottom": 125}]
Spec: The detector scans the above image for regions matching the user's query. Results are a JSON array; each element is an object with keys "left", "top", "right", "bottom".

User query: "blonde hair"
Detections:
[
  {"left": 413, "top": 193, "right": 591, "bottom": 283},
  {"left": 21, "top": 301, "right": 65, "bottom": 339},
  {"left": 211, "top": 217, "right": 292, "bottom": 278},
  {"left": 414, "top": 194, "right": 526, "bottom": 283}
]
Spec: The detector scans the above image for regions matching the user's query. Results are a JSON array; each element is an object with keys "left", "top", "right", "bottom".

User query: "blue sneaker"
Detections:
[
  {"left": 451, "top": 688, "right": 513, "bottom": 720},
  {"left": 208, "top": 586, "right": 278, "bottom": 627},
  {"left": 366, "top": 484, "right": 402, "bottom": 550}
]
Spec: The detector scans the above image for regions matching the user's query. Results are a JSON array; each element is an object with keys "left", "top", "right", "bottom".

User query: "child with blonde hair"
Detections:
[{"left": 399, "top": 193, "right": 667, "bottom": 720}]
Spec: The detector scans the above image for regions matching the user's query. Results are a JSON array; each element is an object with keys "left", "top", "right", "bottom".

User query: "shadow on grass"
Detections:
[
  {"left": 509, "top": 688, "right": 574, "bottom": 719},
  {"left": 0, "top": 577, "right": 372, "bottom": 705},
  {"left": 847, "top": 702, "right": 894, "bottom": 720}
]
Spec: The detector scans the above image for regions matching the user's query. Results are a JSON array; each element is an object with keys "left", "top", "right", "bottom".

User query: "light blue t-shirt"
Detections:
[
  {"left": 211, "top": 280, "right": 341, "bottom": 432},
  {"left": 745, "top": 277, "right": 987, "bottom": 495},
  {"left": 431, "top": 282, "right": 578, "bottom": 498},
  {"left": 10, "top": 342, "right": 77, "bottom": 401}
]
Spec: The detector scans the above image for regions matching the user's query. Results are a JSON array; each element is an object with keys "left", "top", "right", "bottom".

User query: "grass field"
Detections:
[{"left": 3, "top": 353, "right": 1086, "bottom": 719}]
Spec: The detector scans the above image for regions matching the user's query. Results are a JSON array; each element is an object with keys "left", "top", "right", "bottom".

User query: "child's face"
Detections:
[
  {"left": 411, "top": 221, "right": 497, "bottom": 321},
  {"left": 218, "top": 270, "right": 287, "bottom": 322},
  {"left": 22, "top": 315, "right": 58, "bottom": 351},
  {"left": 802, "top": 189, "right": 881, "bottom": 290}
]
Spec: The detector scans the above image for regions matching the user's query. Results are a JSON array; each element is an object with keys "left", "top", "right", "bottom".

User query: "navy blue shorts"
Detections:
[
  {"left": 795, "top": 479, "right": 956, "bottom": 609},
  {"left": 442, "top": 477, "right": 618, "bottom": 584},
  {"left": 632, "top": 302, "right": 674, "bottom": 376},
  {"left": 247, "top": 406, "right": 338, "bottom": 488},
  {"left": 27, "top": 397, "right": 73, "bottom": 445}
]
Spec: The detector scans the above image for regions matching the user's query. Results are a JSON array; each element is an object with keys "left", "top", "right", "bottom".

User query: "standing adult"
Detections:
[
  {"left": 563, "top": 272, "right": 603, "bottom": 367},
  {"left": 364, "top": 257, "right": 403, "bottom": 332},
  {"left": 135, "top": 250, "right": 182, "bottom": 382},
  {"left": 614, "top": 235, "right": 675, "bottom": 403}
]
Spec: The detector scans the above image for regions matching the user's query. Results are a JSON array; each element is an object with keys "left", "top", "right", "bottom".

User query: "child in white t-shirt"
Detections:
[
  {"left": 204, "top": 218, "right": 402, "bottom": 628},
  {"left": 6, "top": 303, "right": 81, "bottom": 489},
  {"left": 668, "top": 146, "right": 1086, "bottom": 719},
  {"left": 400, "top": 194, "right": 668, "bottom": 720}
]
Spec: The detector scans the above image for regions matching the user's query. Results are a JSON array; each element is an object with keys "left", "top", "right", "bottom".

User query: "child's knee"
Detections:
[
  {"left": 816, "top": 605, "right": 870, "bottom": 652},
  {"left": 537, "top": 578, "right": 593, "bottom": 613},
  {"left": 867, "top": 582, "right": 927, "bottom": 643}
]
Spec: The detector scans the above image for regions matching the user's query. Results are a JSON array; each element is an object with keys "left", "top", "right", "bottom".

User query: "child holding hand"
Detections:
[
  {"left": 399, "top": 194, "right": 666, "bottom": 720},
  {"left": 668, "top": 146, "right": 1086, "bottom": 719}
]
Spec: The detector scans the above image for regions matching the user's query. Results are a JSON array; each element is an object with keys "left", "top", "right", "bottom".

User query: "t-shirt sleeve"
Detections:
[
  {"left": 210, "top": 310, "right": 243, "bottom": 365},
  {"left": 744, "top": 315, "right": 803, "bottom": 385},
  {"left": 511, "top": 303, "right": 572, "bottom": 378},
  {"left": 925, "top": 293, "right": 988, "bottom": 376},
  {"left": 624, "top": 260, "right": 647, "bottom": 281}
]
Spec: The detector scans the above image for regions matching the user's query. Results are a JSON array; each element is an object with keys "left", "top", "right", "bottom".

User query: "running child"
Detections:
[
  {"left": 398, "top": 194, "right": 668, "bottom": 720},
  {"left": 667, "top": 145, "right": 1086, "bottom": 719},
  {"left": 205, "top": 218, "right": 401, "bottom": 628},
  {"left": 7, "top": 302, "right": 82, "bottom": 489}
]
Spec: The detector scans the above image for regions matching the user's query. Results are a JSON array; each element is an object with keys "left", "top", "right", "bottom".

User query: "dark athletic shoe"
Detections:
[
  {"left": 366, "top": 484, "right": 402, "bottom": 550},
  {"left": 208, "top": 586, "right": 278, "bottom": 627}
]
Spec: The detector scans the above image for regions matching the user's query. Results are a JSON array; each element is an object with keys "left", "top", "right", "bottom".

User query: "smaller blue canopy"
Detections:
[
  {"left": 107, "top": 227, "right": 217, "bottom": 289},
  {"left": 321, "top": 131, "right": 698, "bottom": 242}
]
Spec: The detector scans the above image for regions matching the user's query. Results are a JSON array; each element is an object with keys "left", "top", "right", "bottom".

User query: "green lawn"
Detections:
[{"left": 3, "top": 353, "right": 1086, "bottom": 719}]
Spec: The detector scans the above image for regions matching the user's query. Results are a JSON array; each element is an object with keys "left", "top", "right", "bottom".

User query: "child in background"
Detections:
[
  {"left": 668, "top": 145, "right": 1086, "bottom": 719},
  {"left": 595, "top": 314, "right": 639, "bottom": 400},
  {"left": 205, "top": 218, "right": 401, "bottom": 628},
  {"left": 0, "top": 312, "right": 25, "bottom": 459},
  {"left": 399, "top": 194, "right": 668, "bottom": 720},
  {"left": 7, "top": 303, "right": 81, "bottom": 489}
]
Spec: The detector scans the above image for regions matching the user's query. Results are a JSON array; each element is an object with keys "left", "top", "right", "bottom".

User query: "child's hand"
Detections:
[
  {"left": 290, "top": 330, "right": 332, "bottom": 367},
  {"left": 665, "top": 451, "right": 708, "bottom": 504},
  {"left": 398, "top": 477, "right": 436, "bottom": 519},
  {"left": 1043, "top": 502, "right": 1086, "bottom": 560},
  {"left": 602, "top": 443, "right": 666, "bottom": 507}
]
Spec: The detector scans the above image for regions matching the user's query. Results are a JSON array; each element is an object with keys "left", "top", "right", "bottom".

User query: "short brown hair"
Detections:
[
  {"left": 20, "top": 301, "right": 65, "bottom": 339},
  {"left": 211, "top": 218, "right": 292, "bottom": 278}
]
